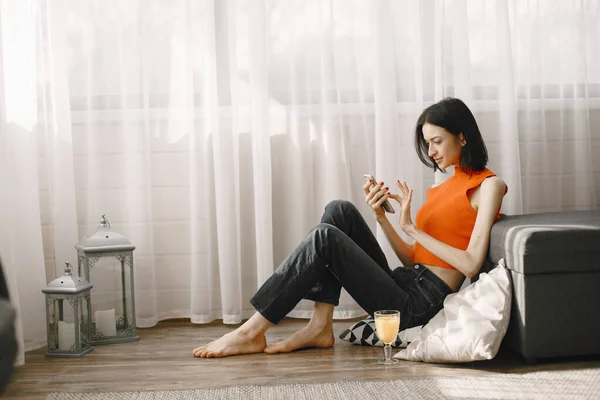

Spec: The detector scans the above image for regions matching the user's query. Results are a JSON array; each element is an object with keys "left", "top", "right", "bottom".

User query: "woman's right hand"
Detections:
[{"left": 363, "top": 180, "right": 390, "bottom": 220}]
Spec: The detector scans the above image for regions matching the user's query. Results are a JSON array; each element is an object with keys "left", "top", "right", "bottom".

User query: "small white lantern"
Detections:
[
  {"left": 42, "top": 262, "right": 94, "bottom": 357},
  {"left": 75, "top": 214, "right": 138, "bottom": 344}
]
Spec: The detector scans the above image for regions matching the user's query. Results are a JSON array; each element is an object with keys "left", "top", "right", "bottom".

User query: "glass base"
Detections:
[{"left": 377, "top": 357, "right": 399, "bottom": 365}]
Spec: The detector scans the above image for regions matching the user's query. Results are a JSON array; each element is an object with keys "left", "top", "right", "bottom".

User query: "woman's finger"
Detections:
[
  {"left": 366, "top": 182, "right": 384, "bottom": 202},
  {"left": 401, "top": 181, "right": 411, "bottom": 198},
  {"left": 364, "top": 181, "right": 376, "bottom": 201},
  {"left": 363, "top": 180, "right": 372, "bottom": 195},
  {"left": 388, "top": 193, "right": 401, "bottom": 204},
  {"left": 368, "top": 186, "right": 388, "bottom": 207},
  {"left": 373, "top": 191, "right": 391, "bottom": 208},
  {"left": 396, "top": 180, "right": 407, "bottom": 195}
]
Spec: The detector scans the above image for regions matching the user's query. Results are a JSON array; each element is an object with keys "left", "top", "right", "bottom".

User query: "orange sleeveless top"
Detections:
[{"left": 412, "top": 167, "right": 503, "bottom": 270}]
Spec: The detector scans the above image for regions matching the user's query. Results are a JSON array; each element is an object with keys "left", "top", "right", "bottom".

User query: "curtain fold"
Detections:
[{"left": 1, "top": 0, "right": 599, "bottom": 365}]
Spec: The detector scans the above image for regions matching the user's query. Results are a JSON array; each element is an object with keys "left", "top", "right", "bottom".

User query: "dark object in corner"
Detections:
[
  {"left": 0, "top": 258, "right": 18, "bottom": 393},
  {"left": 0, "top": 258, "right": 9, "bottom": 299}
]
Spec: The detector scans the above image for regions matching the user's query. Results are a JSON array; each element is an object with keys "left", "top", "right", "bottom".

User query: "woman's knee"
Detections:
[
  {"left": 309, "top": 223, "right": 343, "bottom": 242},
  {"left": 324, "top": 199, "right": 358, "bottom": 218}
]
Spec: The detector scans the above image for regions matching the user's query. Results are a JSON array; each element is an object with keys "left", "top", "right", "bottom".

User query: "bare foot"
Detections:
[
  {"left": 193, "top": 329, "right": 267, "bottom": 358},
  {"left": 264, "top": 325, "right": 335, "bottom": 354}
]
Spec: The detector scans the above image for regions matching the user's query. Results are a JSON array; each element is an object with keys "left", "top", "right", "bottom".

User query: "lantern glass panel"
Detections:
[
  {"left": 90, "top": 255, "right": 134, "bottom": 338},
  {"left": 48, "top": 298, "right": 78, "bottom": 352}
]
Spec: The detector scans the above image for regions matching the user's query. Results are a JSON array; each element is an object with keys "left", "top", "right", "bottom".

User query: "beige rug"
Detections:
[{"left": 46, "top": 368, "right": 600, "bottom": 400}]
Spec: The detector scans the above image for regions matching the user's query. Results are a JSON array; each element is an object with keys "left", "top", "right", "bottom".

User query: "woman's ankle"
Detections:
[
  {"left": 238, "top": 312, "right": 273, "bottom": 338},
  {"left": 307, "top": 317, "right": 333, "bottom": 333},
  {"left": 309, "top": 302, "right": 334, "bottom": 330}
]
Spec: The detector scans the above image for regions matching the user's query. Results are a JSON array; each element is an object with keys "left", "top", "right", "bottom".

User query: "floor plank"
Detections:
[{"left": 4, "top": 318, "right": 600, "bottom": 399}]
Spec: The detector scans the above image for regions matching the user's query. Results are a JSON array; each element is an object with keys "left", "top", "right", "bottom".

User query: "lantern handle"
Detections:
[
  {"left": 100, "top": 214, "right": 111, "bottom": 228},
  {"left": 64, "top": 261, "right": 73, "bottom": 276}
]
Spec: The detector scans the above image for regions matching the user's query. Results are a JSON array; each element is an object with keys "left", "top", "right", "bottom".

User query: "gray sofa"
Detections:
[{"left": 485, "top": 210, "right": 600, "bottom": 364}]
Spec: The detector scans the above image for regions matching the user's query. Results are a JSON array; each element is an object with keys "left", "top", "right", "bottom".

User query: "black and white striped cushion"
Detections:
[{"left": 338, "top": 317, "right": 404, "bottom": 347}]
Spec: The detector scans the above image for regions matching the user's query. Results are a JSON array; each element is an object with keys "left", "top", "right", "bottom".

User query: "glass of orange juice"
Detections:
[{"left": 374, "top": 310, "right": 400, "bottom": 365}]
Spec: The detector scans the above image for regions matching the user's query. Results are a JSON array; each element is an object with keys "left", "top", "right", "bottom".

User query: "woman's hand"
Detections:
[
  {"left": 363, "top": 180, "right": 390, "bottom": 220},
  {"left": 389, "top": 180, "right": 414, "bottom": 234}
]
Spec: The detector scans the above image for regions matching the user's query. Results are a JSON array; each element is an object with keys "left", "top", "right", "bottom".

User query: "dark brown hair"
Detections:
[{"left": 414, "top": 98, "right": 488, "bottom": 173}]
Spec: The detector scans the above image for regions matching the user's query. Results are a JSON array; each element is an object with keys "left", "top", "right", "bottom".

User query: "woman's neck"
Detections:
[{"left": 452, "top": 164, "right": 469, "bottom": 178}]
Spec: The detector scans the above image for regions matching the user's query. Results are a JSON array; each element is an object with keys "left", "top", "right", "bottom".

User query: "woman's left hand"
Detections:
[{"left": 389, "top": 180, "right": 414, "bottom": 234}]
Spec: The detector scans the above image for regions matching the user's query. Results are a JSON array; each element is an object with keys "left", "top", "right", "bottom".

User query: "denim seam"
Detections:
[
  {"left": 421, "top": 274, "right": 446, "bottom": 298},
  {"left": 415, "top": 280, "right": 436, "bottom": 306}
]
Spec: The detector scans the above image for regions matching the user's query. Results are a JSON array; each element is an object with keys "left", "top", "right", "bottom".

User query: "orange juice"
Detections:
[{"left": 374, "top": 315, "right": 400, "bottom": 344}]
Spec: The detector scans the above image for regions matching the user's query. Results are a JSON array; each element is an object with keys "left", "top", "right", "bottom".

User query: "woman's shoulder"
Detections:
[
  {"left": 463, "top": 169, "right": 508, "bottom": 203},
  {"left": 472, "top": 167, "right": 497, "bottom": 178},
  {"left": 471, "top": 168, "right": 506, "bottom": 188},
  {"left": 480, "top": 174, "right": 508, "bottom": 196}
]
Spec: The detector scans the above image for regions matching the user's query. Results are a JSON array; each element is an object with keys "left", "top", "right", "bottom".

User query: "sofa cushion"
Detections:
[{"left": 487, "top": 210, "right": 600, "bottom": 275}]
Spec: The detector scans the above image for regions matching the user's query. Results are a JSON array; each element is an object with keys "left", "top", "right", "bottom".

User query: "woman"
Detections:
[{"left": 193, "top": 97, "right": 507, "bottom": 358}]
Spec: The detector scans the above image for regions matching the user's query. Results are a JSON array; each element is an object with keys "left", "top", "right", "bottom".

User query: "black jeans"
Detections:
[{"left": 249, "top": 200, "right": 454, "bottom": 331}]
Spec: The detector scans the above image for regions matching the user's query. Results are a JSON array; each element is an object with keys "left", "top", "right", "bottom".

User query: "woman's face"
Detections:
[{"left": 422, "top": 123, "right": 465, "bottom": 170}]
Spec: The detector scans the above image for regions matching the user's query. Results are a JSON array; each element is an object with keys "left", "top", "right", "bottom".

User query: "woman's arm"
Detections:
[
  {"left": 363, "top": 180, "right": 415, "bottom": 267},
  {"left": 376, "top": 216, "right": 415, "bottom": 268},
  {"left": 397, "top": 177, "right": 506, "bottom": 278}
]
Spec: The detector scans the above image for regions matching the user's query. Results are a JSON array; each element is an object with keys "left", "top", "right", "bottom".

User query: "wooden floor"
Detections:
[{"left": 4, "top": 318, "right": 600, "bottom": 399}]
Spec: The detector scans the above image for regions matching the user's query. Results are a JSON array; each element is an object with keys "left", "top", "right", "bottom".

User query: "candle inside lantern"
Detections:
[
  {"left": 58, "top": 321, "right": 75, "bottom": 351},
  {"left": 94, "top": 308, "right": 117, "bottom": 337}
]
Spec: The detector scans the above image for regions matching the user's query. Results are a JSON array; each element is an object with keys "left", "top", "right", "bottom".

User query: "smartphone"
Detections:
[{"left": 364, "top": 174, "right": 396, "bottom": 214}]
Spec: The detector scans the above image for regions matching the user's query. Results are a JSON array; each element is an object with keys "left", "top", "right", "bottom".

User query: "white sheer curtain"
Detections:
[{"left": 1, "top": 0, "right": 599, "bottom": 365}]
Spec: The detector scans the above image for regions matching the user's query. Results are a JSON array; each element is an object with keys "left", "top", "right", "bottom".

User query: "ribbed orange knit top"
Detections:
[{"left": 412, "top": 166, "right": 503, "bottom": 270}]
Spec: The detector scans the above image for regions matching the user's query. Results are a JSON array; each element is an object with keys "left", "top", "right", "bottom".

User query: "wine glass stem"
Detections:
[{"left": 384, "top": 344, "right": 392, "bottom": 361}]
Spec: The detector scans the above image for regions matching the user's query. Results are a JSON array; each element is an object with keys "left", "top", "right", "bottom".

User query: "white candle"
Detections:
[
  {"left": 58, "top": 321, "right": 75, "bottom": 351},
  {"left": 94, "top": 309, "right": 117, "bottom": 337}
]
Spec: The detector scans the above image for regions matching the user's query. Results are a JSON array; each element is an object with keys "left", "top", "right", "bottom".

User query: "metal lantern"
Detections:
[
  {"left": 42, "top": 262, "right": 94, "bottom": 357},
  {"left": 75, "top": 214, "right": 138, "bottom": 345}
]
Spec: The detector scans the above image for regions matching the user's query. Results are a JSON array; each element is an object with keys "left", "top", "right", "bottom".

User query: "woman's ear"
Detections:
[{"left": 459, "top": 133, "right": 466, "bottom": 146}]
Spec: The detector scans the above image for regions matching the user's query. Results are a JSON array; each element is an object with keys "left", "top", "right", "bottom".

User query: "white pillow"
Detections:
[{"left": 394, "top": 260, "right": 512, "bottom": 363}]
